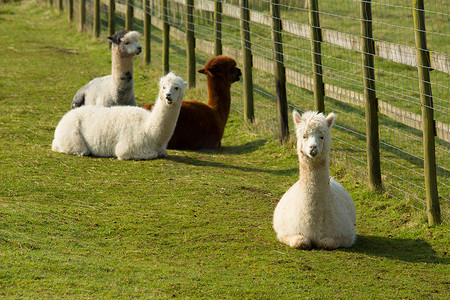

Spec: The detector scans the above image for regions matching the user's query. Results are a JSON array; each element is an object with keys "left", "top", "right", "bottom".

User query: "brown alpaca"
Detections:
[{"left": 143, "top": 56, "right": 242, "bottom": 149}]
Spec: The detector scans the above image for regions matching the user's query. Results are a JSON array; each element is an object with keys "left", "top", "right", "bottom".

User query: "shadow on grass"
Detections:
[
  {"left": 347, "top": 234, "right": 449, "bottom": 264},
  {"left": 218, "top": 139, "right": 268, "bottom": 155},
  {"left": 167, "top": 141, "right": 297, "bottom": 176}
]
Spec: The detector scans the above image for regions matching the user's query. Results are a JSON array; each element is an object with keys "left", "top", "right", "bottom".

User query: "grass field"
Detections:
[{"left": 0, "top": 1, "right": 449, "bottom": 298}]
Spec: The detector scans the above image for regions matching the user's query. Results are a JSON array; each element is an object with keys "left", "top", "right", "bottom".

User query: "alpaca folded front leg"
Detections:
[
  {"left": 278, "top": 234, "right": 312, "bottom": 250},
  {"left": 156, "top": 148, "right": 168, "bottom": 158},
  {"left": 141, "top": 150, "right": 159, "bottom": 160},
  {"left": 316, "top": 237, "right": 340, "bottom": 250}
]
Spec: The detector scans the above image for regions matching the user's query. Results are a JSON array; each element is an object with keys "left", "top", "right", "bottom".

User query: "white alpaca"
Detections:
[
  {"left": 71, "top": 30, "right": 142, "bottom": 109},
  {"left": 53, "top": 72, "right": 187, "bottom": 160},
  {"left": 273, "top": 111, "right": 356, "bottom": 250}
]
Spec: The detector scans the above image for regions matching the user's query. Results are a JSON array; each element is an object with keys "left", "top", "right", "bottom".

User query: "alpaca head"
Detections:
[
  {"left": 293, "top": 111, "right": 336, "bottom": 160},
  {"left": 198, "top": 56, "right": 242, "bottom": 84},
  {"left": 158, "top": 72, "right": 188, "bottom": 106},
  {"left": 108, "top": 30, "right": 142, "bottom": 56}
]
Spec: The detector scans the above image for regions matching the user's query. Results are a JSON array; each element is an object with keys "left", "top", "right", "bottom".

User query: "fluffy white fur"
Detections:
[
  {"left": 71, "top": 30, "right": 142, "bottom": 108},
  {"left": 273, "top": 111, "right": 356, "bottom": 250},
  {"left": 53, "top": 72, "right": 187, "bottom": 160}
]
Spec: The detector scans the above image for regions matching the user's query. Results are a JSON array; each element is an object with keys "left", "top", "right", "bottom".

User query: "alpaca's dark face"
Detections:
[
  {"left": 198, "top": 56, "right": 242, "bottom": 83},
  {"left": 228, "top": 63, "right": 242, "bottom": 83}
]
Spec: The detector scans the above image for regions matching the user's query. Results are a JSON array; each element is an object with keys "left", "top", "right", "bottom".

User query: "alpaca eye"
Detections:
[
  {"left": 175, "top": 87, "right": 179, "bottom": 90},
  {"left": 125, "top": 42, "right": 129, "bottom": 45},
  {"left": 303, "top": 135, "right": 307, "bottom": 139},
  {"left": 320, "top": 136, "right": 324, "bottom": 140}
]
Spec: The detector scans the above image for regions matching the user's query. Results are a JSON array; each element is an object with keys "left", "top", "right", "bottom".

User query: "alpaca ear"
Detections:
[
  {"left": 108, "top": 35, "right": 121, "bottom": 45},
  {"left": 326, "top": 113, "right": 337, "bottom": 128},
  {"left": 293, "top": 110, "right": 302, "bottom": 125},
  {"left": 198, "top": 66, "right": 218, "bottom": 77},
  {"left": 108, "top": 30, "right": 128, "bottom": 45}
]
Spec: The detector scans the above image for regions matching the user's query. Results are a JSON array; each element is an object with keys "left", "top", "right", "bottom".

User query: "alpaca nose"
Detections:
[
  {"left": 166, "top": 93, "right": 173, "bottom": 104},
  {"left": 234, "top": 68, "right": 242, "bottom": 82},
  {"left": 310, "top": 145, "right": 318, "bottom": 157},
  {"left": 137, "top": 46, "right": 142, "bottom": 53}
]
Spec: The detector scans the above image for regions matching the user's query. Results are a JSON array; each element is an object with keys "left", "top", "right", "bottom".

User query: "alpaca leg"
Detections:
[
  {"left": 316, "top": 237, "right": 340, "bottom": 250},
  {"left": 119, "top": 148, "right": 159, "bottom": 160},
  {"left": 157, "top": 148, "right": 167, "bottom": 158},
  {"left": 278, "top": 234, "right": 312, "bottom": 250},
  {"left": 71, "top": 89, "right": 86, "bottom": 109},
  {"left": 53, "top": 132, "right": 90, "bottom": 156},
  {"left": 117, "top": 147, "right": 158, "bottom": 160},
  {"left": 115, "top": 142, "right": 132, "bottom": 160},
  {"left": 337, "top": 234, "right": 356, "bottom": 248},
  {"left": 141, "top": 149, "right": 159, "bottom": 160}
]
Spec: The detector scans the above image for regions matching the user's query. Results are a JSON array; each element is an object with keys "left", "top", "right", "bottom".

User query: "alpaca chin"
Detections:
[{"left": 309, "top": 150, "right": 318, "bottom": 158}]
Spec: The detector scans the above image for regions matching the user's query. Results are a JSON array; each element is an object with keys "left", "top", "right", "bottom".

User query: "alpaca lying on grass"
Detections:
[
  {"left": 143, "top": 55, "right": 241, "bottom": 149},
  {"left": 53, "top": 72, "right": 187, "bottom": 160},
  {"left": 71, "top": 30, "right": 142, "bottom": 109},
  {"left": 273, "top": 111, "right": 356, "bottom": 250}
]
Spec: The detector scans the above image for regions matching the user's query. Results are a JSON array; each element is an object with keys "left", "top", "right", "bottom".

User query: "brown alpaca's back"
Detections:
[{"left": 143, "top": 56, "right": 241, "bottom": 150}]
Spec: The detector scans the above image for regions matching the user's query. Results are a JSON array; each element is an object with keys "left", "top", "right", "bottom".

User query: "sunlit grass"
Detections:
[{"left": 0, "top": 1, "right": 449, "bottom": 298}]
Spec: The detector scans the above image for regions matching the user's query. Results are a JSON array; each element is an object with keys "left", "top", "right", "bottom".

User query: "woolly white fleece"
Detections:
[
  {"left": 273, "top": 111, "right": 356, "bottom": 250},
  {"left": 54, "top": 72, "right": 187, "bottom": 160}
]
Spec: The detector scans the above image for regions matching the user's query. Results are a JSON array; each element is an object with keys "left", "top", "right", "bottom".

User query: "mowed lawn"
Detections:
[{"left": 0, "top": 1, "right": 449, "bottom": 298}]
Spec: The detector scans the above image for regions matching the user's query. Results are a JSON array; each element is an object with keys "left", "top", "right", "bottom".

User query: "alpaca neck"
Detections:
[
  {"left": 299, "top": 155, "right": 330, "bottom": 196},
  {"left": 148, "top": 99, "right": 180, "bottom": 147},
  {"left": 207, "top": 77, "right": 232, "bottom": 124},
  {"left": 111, "top": 46, "right": 134, "bottom": 87}
]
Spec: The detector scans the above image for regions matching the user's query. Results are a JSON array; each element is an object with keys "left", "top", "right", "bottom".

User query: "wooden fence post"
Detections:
[
  {"left": 108, "top": 0, "right": 116, "bottom": 40},
  {"left": 94, "top": 0, "right": 100, "bottom": 38},
  {"left": 126, "top": 0, "right": 134, "bottom": 31},
  {"left": 240, "top": 0, "right": 254, "bottom": 124},
  {"left": 143, "top": 0, "right": 151, "bottom": 64},
  {"left": 108, "top": 0, "right": 116, "bottom": 49},
  {"left": 186, "top": 0, "right": 196, "bottom": 88},
  {"left": 162, "top": 0, "right": 170, "bottom": 74},
  {"left": 214, "top": 0, "right": 222, "bottom": 56},
  {"left": 360, "top": 0, "right": 382, "bottom": 191},
  {"left": 413, "top": 0, "right": 441, "bottom": 225},
  {"left": 271, "top": 0, "right": 289, "bottom": 144},
  {"left": 308, "top": 0, "right": 324, "bottom": 113},
  {"left": 68, "top": 0, "right": 73, "bottom": 22},
  {"left": 79, "top": 0, "right": 86, "bottom": 32}
]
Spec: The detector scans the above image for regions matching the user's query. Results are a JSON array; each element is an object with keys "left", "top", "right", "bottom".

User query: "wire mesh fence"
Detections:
[{"left": 49, "top": 0, "right": 449, "bottom": 223}]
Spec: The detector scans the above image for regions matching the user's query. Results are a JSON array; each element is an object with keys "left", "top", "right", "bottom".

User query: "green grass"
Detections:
[{"left": 0, "top": 1, "right": 449, "bottom": 298}]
